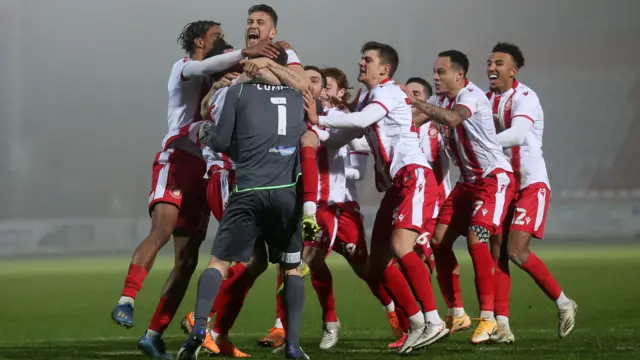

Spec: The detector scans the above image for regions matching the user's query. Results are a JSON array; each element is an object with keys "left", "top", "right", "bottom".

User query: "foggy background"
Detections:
[{"left": 1, "top": 0, "right": 639, "bottom": 256}]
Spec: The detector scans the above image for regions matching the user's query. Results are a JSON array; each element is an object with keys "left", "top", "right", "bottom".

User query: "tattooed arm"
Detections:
[
  {"left": 266, "top": 61, "right": 310, "bottom": 91},
  {"left": 411, "top": 99, "right": 471, "bottom": 128}
]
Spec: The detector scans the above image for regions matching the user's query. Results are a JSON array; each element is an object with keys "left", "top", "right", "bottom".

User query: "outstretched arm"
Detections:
[
  {"left": 182, "top": 50, "right": 244, "bottom": 79},
  {"left": 411, "top": 99, "right": 471, "bottom": 128},
  {"left": 318, "top": 103, "right": 388, "bottom": 129}
]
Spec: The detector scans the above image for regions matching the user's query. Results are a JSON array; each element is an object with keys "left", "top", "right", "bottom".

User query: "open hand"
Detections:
[
  {"left": 303, "top": 91, "right": 319, "bottom": 125},
  {"left": 275, "top": 41, "right": 294, "bottom": 51},
  {"left": 241, "top": 40, "right": 281, "bottom": 59}
]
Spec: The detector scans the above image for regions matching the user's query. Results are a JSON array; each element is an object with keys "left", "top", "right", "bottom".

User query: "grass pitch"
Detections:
[{"left": 0, "top": 244, "right": 638, "bottom": 359}]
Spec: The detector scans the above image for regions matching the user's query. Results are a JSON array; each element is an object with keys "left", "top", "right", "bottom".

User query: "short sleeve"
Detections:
[
  {"left": 455, "top": 88, "right": 479, "bottom": 115},
  {"left": 209, "top": 87, "right": 229, "bottom": 124},
  {"left": 512, "top": 90, "right": 541, "bottom": 123},
  {"left": 285, "top": 49, "right": 302, "bottom": 67},
  {"left": 369, "top": 85, "right": 404, "bottom": 115}
]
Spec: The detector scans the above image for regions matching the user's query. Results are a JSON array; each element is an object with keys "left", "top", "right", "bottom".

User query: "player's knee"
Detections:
[
  {"left": 147, "top": 225, "right": 174, "bottom": 246},
  {"left": 507, "top": 242, "right": 530, "bottom": 266},
  {"left": 469, "top": 225, "right": 491, "bottom": 244},
  {"left": 177, "top": 253, "right": 198, "bottom": 275},
  {"left": 247, "top": 254, "right": 268, "bottom": 277}
]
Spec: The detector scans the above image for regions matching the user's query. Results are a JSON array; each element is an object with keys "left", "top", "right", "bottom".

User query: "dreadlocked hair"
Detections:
[{"left": 177, "top": 20, "right": 220, "bottom": 55}]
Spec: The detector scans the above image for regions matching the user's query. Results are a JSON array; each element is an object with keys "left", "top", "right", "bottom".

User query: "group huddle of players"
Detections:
[{"left": 108, "top": 4, "right": 579, "bottom": 360}]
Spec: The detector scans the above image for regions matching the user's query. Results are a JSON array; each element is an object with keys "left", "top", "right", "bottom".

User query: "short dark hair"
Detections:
[
  {"left": 177, "top": 20, "right": 220, "bottom": 55},
  {"left": 248, "top": 4, "right": 278, "bottom": 27},
  {"left": 204, "top": 38, "right": 230, "bottom": 59},
  {"left": 361, "top": 41, "right": 400, "bottom": 78},
  {"left": 492, "top": 42, "right": 525, "bottom": 69},
  {"left": 406, "top": 77, "right": 433, "bottom": 97},
  {"left": 223, "top": 43, "right": 234, "bottom": 50},
  {"left": 304, "top": 65, "right": 326, "bottom": 87},
  {"left": 438, "top": 50, "right": 469, "bottom": 75}
]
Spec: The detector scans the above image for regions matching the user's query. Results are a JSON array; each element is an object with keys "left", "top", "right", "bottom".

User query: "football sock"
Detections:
[
  {"left": 284, "top": 275, "right": 305, "bottom": 348},
  {"left": 521, "top": 252, "right": 563, "bottom": 301},
  {"left": 494, "top": 255, "right": 511, "bottom": 318},
  {"left": 310, "top": 265, "right": 338, "bottom": 323},
  {"left": 300, "top": 147, "right": 318, "bottom": 215},
  {"left": 432, "top": 242, "right": 463, "bottom": 308},
  {"left": 398, "top": 252, "right": 438, "bottom": 312},
  {"left": 468, "top": 243, "right": 495, "bottom": 313},
  {"left": 121, "top": 264, "right": 148, "bottom": 299},
  {"left": 193, "top": 268, "right": 223, "bottom": 332}
]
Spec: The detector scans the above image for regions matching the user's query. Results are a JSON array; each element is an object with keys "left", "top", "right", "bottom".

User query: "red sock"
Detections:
[
  {"left": 121, "top": 264, "right": 148, "bottom": 298},
  {"left": 468, "top": 243, "right": 495, "bottom": 312},
  {"left": 494, "top": 256, "right": 511, "bottom": 317},
  {"left": 213, "top": 269, "right": 256, "bottom": 336},
  {"left": 432, "top": 243, "right": 463, "bottom": 308},
  {"left": 148, "top": 296, "right": 181, "bottom": 333},
  {"left": 300, "top": 146, "right": 318, "bottom": 204},
  {"left": 276, "top": 272, "right": 285, "bottom": 322},
  {"left": 521, "top": 252, "right": 562, "bottom": 300},
  {"left": 210, "top": 263, "right": 247, "bottom": 317},
  {"left": 398, "top": 252, "right": 437, "bottom": 312},
  {"left": 311, "top": 269, "right": 338, "bottom": 323},
  {"left": 380, "top": 265, "right": 421, "bottom": 317},
  {"left": 394, "top": 302, "right": 410, "bottom": 331},
  {"left": 370, "top": 279, "right": 394, "bottom": 307}
]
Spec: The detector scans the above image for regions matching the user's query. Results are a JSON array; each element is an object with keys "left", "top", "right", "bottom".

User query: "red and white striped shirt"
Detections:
[
  {"left": 429, "top": 80, "right": 512, "bottom": 183},
  {"left": 487, "top": 80, "right": 549, "bottom": 190},
  {"left": 356, "top": 79, "right": 430, "bottom": 191},
  {"left": 418, "top": 121, "right": 452, "bottom": 195},
  {"left": 161, "top": 58, "right": 211, "bottom": 156}
]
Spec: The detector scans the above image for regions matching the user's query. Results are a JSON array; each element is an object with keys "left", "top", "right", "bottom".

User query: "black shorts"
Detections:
[{"left": 211, "top": 186, "right": 302, "bottom": 269}]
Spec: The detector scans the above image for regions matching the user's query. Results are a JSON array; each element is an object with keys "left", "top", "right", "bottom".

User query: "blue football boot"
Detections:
[
  {"left": 285, "top": 344, "right": 310, "bottom": 360},
  {"left": 111, "top": 303, "right": 134, "bottom": 329},
  {"left": 137, "top": 334, "right": 174, "bottom": 359},
  {"left": 177, "top": 329, "right": 206, "bottom": 360}
]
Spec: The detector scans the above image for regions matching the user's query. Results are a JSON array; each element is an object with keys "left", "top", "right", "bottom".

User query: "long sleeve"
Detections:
[
  {"left": 318, "top": 102, "right": 388, "bottom": 129},
  {"left": 181, "top": 50, "right": 244, "bottom": 79},
  {"left": 497, "top": 116, "right": 532, "bottom": 148}
]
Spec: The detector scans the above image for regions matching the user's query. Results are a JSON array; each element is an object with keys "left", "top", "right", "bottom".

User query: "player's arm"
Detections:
[
  {"left": 182, "top": 50, "right": 244, "bottom": 79},
  {"left": 497, "top": 92, "right": 539, "bottom": 148},
  {"left": 266, "top": 61, "right": 309, "bottom": 91},
  {"left": 346, "top": 138, "right": 370, "bottom": 180},
  {"left": 200, "top": 85, "right": 241, "bottom": 153},
  {"left": 411, "top": 98, "right": 470, "bottom": 128},
  {"left": 497, "top": 117, "right": 532, "bottom": 148}
]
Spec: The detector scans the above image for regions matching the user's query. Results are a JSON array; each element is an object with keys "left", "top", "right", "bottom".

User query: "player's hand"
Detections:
[
  {"left": 413, "top": 111, "right": 429, "bottom": 127},
  {"left": 241, "top": 40, "right": 281, "bottom": 59},
  {"left": 303, "top": 91, "right": 319, "bottom": 125},
  {"left": 275, "top": 41, "right": 294, "bottom": 51},
  {"left": 240, "top": 58, "right": 272, "bottom": 77},
  {"left": 198, "top": 120, "right": 215, "bottom": 147},
  {"left": 215, "top": 72, "right": 240, "bottom": 88}
]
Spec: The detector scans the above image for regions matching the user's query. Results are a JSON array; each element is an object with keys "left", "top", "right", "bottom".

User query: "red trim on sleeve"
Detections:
[
  {"left": 454, "top": 103, "right": 472, "bottom": 117},
  {"left": 512, "top": 114, "right": 534, "bottom": 123},
  {"left": 370, "top": 101, "right": 389, "bottom": 115}
]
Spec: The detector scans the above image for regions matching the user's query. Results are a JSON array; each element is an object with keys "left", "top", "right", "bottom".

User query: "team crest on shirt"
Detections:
[
  {"left": 170, "top": 187, "right": 182, "bottom": 199},
  {"left": 505, "top": 98, "right": 513, "bottom": 111},
  {"left": 344, "top": 243, "right": 357, "bottom": 257},
  {"left": 428, "top": 127, "right": 438, "bottom": 138}
]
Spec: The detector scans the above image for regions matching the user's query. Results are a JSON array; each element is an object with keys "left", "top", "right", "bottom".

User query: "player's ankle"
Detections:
[
  {"left": 118, "top": 296, "right": 135, "bottom": 306},
  {"left": 302, "top": 202, "right": 317, "bottom": 217},
  {"left": 479, "top": 310, "right": 495, "bottom": 320},
  {"left": 496, "top": 315, "right": 510, "bottom": 327},
  {"left": 555, "top": 291, "right": 571, "bottom": 307},
  {"left": 448, "top": 307, "right": 465, "bottom": 317},
  {"left": 145, "top": 329, "right": 162, "bottom": 340}
]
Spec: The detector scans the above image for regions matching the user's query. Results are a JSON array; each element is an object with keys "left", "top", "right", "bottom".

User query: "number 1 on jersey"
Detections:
[{"left": 270, "top": 97, "right": 287, "bottom": 136}]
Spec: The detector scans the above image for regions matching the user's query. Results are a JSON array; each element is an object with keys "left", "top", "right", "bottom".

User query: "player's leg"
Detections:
[
  {"left": 257, "top": 263, "right": 286, "bottom": 348},
  {"left": 112, "top": 150, "right": 192, "bottom": 329},
  {"left": 507, "top": 184, "right": 577, "bottom": 338},
  {"left": 490, "top": 227, "right": 515, "bottom": 344},
  {"left": 178, "top": 192, "right": 261, "bottom": 360},
  {"left": 301, "top": 205, "right": 340, "bottom": 349},
  {"left": 300, "top": 130, "right": 320, "bottom": 240},
  {"left": 269, "top": 187, "right": 308, "bottom": 359},
  {"left": 466, "top": 171, "right": 514, "bottom": 344},
  {"left": 432, "top": 185, "right": 470, "bottom": 333},
  {"left": 389, "top": 166, "right": 447, "bottom": 351},
  {"left": 336, "top": 205, "right": 407, "bottom": 342}
]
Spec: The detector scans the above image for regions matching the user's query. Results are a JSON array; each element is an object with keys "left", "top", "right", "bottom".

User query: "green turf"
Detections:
[{"left": 0, "top": 244, "right": 638, "bottom": 359}]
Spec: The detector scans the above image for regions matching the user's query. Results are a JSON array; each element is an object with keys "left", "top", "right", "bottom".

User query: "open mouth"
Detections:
[
  {"left": 488, "top": 74, "right": 499, "bottom": 80},
  {"left": 247, "top": 31, "right": 259, "bottom": 41}
]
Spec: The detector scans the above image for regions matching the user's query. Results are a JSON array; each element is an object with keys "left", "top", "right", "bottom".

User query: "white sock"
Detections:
[
  {"left": 448, "top": 307, "right": 465, "bottom": 317},
  {"left": 479, "top": 311, "right": 495, "bottom": 320},
  {"left": 303, "top": 202, "right": 317, "bottom": 217},
  {"left": 118, "top": 296, "right": 134, "bottom": 306},
  {"left": 145, "top": 329, "right": 161, "bottom": 340},
  {"left": 384, "top": 302, "right": 395, "bottom": 313},
  {"left": 408, "top": 312, "right": 425, "bottom": 329},
  {"left": 210, "top": 329, "right": 219, "bottom": 341},
  {"left": 555, "top": 291, "right": 571, "bottom": 307},
  {"left": 274, "top": 318, "right": 284, "bottom": 329},
  {"left": 424, "top": 310, "right": 443, "bottom": 325},
  {"left": 496, "top": 315, "right": 510, "bottom": 327}
]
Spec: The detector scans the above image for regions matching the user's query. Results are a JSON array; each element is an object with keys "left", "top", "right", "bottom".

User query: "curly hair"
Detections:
[
  {"left": 322, "top": 67, "right": 351, "bottom": 104},
  {"left": 177, "top": 20, "right": 220, "bottom": 55},
  {"left": 492, "top": 42, "right": 525, "bottom": 69}
]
